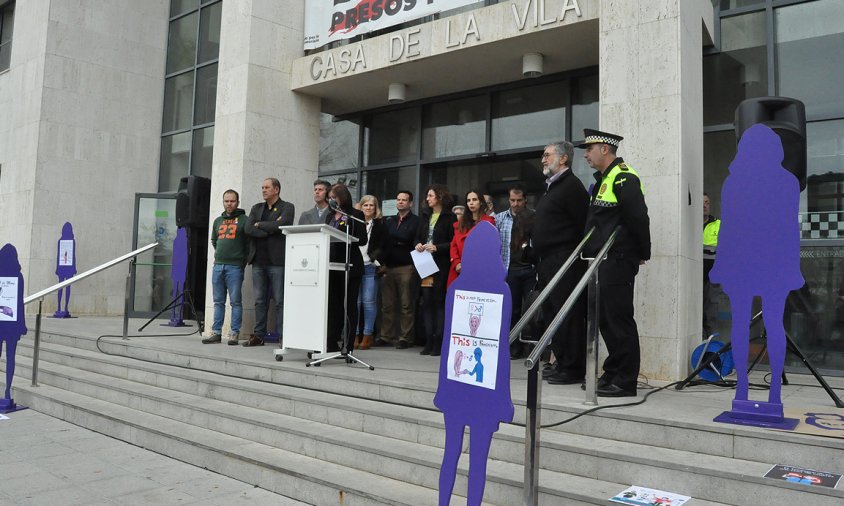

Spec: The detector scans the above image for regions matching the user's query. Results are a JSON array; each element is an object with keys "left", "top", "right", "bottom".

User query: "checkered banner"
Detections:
[
  {"left": 304, "top": 0, "right": 476, "bottom": 50},
  {"left": 800, "top": 212, "right": 844, "bottom": 240}
]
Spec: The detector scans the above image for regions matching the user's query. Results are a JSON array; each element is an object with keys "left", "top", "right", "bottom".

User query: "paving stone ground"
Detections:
[{"left": 0, "top": 408, "right": 309, "bottom": 505}]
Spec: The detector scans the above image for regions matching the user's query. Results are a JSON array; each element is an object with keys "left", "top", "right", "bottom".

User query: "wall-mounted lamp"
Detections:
[
  {"left": 523, "top": 53, "right": 543, "bottom": 78},
  {"left": 388, "top": 83, "right": 407, "bottom": 103}
]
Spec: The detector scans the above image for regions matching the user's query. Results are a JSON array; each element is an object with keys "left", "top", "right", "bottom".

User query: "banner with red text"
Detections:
[{"left": 304, "top": 0, "right": 478, "bottom": 50}]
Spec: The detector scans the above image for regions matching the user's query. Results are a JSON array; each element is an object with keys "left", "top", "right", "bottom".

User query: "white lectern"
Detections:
[{"left": 273, "top": 224, "right": 355, "bottom": 362}]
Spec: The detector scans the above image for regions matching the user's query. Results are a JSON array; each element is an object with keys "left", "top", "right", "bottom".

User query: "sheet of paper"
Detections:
[
  {"left": 446, "top": 290, "right": 504, "bottom": 391},
  {"left": 0, "top": 277, "right": 18, "bottom": 322},
  {"left": 59, "top": 239, "right": 74, "bottom": 266},
  {"left": 610, "top": 486, "right": 691, "bottom": 506},
  {"left": 410, "top": 249, "right": 439, "bottom": 279}
]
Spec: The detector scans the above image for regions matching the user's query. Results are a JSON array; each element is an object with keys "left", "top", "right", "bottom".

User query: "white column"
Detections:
[{"left": 598, "top": 0, "right": 714, "bottom": 381}]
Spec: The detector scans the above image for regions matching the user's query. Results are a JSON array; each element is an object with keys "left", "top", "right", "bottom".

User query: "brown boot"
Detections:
[
  {"left": 360, "top": 334, "right": 374, "bottom": 350},
  {"left": 354, "top": 335, "right": 361, "bottom": 349}
]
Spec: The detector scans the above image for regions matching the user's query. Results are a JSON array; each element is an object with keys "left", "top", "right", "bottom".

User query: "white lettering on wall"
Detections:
[
  {"left": 512, "top": 0, "right": 581, "bottom": 31},
  {"left": 309, "top": 45, "right": 367, "bottom": 80}
]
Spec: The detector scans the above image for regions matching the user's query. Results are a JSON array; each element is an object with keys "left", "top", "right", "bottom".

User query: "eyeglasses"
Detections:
[{"left": 541, "top": 153, "right": 555, "bottom": 159}]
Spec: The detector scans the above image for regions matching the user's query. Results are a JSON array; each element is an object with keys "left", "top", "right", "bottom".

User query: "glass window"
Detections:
[
  {"left": 366, "top": 108, "right": 420, "bottom": 165},
  {"left": 804, "top": 119, "right": 844, "bottom": 214},
  {"left": 319, "top": 114, "right": 361, "bottom": 172},
  {"left": 492, "top": 81, "right": 567, "bottom": 151},
  {"left": 364, "top": 167, "right": 416, "bottom": 215},
  {"left": 0, "top": 2, "right": 14, "bottom": 72},
  {"left": 572, "top": 75, "right": 600, "bottom": 188},
  {"left": 171, "top": 0, "right": 200, "bottom": 18},
  {"left": 719, "top": 0, "right": 764, "bottom": 10},
  {"left": 194, "top": 64, "right": 217, "bottom": 126},
  {"left": 703, "top": 12, "right": 768, "bottom": 126},
  {"left": 191, "top": 126, "right": 214, "bottom": 180},
  {"left": 159, "top": 132, "right": 192, "bottom": 192},
  {"left": 323, "top": 172, "right": 361, "bottom": 202},
  {"left": 166, "top": 13, "right": 198, "bottom": 75},
  {"left": 775, "top": 0, "right": 844, "bottom": 119},
  {"left": 198, "top": 1, "right": 222, "bottom": 64},
  {"left": 422, "top": 95, "right": 487, "bottom": 159},
  {"left": 162, "top": 72, "right": 195, "bottom": 133}
]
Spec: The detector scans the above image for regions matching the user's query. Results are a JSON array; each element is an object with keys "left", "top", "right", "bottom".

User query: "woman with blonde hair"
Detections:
[{"left": 355, "top": 195, "right": 387, "bottom": 350}]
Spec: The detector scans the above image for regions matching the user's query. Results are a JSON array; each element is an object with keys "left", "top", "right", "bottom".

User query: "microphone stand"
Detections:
[{"left": 307, "top": 203, "right": 375, "bottom": 371}]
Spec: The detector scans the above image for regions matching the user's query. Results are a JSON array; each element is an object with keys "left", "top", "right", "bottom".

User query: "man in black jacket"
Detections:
[
  {"left": 244, "top": 177, "right": 295, "bottom": 347},
  {"left": 534, "top": 141, "right": 590, "bottom": 385},
  {"left": 579, "top": 129, "right": 650, "bottom": 397},
  {"left": 379, "top": 190, "right": 420, "bottom": 349}
]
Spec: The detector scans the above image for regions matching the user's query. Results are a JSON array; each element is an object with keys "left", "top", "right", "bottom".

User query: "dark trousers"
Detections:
[
  {"left": 327, "top": 270, "right": 362, "bottom": 353},
  {"left": 537, "top": 248, "right": 587, "bottom": 376},
  {"left": 507, "top": 264, "right": 536, "bottom": 354},
  {"left": 420, "top": 270, "right": 448, "bottom": 346},
  {"left": 598, "top": 256, "right": 640, "bottom": 390}
]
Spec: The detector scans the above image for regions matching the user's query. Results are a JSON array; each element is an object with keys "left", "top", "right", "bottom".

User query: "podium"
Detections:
[{"left": 273, "top": 224, "right": 357, "bottom": 362}]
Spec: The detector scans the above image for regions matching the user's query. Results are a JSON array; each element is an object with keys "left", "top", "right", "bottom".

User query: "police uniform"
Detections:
[
  {"left": 578, "top": 129, "right": 651, "bottom": 396},
  {"left": 703, "top": 215, "right": 720, "bottom": 337}
]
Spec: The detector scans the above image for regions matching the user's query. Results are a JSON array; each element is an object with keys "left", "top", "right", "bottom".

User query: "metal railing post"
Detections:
[
  {"left": 584, "top": 265, "right": 600, "bottom": 405},
  {"left": 122, "top": 258, "right": 134, "bottom": 340},
  {"left": 523, "top": 363, "right": 541, "bottom": 506},
  {"left": 31, "top": 299, "right": 43, "bottom": 387}
]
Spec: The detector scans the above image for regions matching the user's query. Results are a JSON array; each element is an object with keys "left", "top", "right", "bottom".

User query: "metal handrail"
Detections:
[
  {"left": 521, "top": 228, "right": 618, "bottom": 506},
  {"left": 508, "top": 227, "right": 594, "bottom": 345},
  {"left": 23, "top": 242, "right": 158, "bottom": 387}
]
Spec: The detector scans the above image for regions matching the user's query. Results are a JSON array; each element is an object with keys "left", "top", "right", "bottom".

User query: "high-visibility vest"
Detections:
[
  {"left": 593, "top": 162, "right": 644, "bottom": 207},
  {"left": 703, "top": 219, "right": 720, "bottom": 259}
]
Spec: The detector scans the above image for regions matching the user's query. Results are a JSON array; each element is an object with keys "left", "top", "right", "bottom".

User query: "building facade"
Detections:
[{"left": 1, "top": 0, "right": 841, "bottom": 380}]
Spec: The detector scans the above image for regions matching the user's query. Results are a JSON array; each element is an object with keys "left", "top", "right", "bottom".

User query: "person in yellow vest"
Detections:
[
  {"left": 578, "top": 129, "right": 651, "bottom": 397},
  {"left": 703, "top": 193, "right": 721, "bottom": 338}
]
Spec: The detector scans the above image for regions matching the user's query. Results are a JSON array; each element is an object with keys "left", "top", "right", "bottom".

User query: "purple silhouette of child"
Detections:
[
  {"left": 170, "top": 228, "right": 189, "bottom": 323},
  {"left": 55, "top": 222, "right": 76, "bottom": 317},
  {"left": 434, "top": 222, "right": 513, "bottom": 506},
  {"left": 0, "top": 243, "right": 27, "bottom": 407},
  {"left": 709, "top": 123, "right": 803, "bottom": 407}
]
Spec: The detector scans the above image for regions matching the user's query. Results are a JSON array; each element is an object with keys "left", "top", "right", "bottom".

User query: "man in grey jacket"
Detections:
[{"left": 298, "top": 179, "right": 331, "bottom": 225}]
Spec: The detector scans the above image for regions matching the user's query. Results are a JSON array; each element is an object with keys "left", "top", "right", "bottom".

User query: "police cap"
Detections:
[{"left": 575, "top": 129, "right": 624, "bottom": 149}]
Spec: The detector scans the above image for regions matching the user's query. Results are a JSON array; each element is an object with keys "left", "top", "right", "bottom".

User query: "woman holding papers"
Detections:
[{"left": 414, "top": 184, "right": 456, "bottom": 356}]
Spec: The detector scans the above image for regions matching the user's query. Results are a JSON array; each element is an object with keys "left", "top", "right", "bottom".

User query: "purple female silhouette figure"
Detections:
[
  {"left": 55, "top": 222, "right": 76, "bottom": 318},
  {"left": 170, "top": 228, "right": 189, "bottom": 325},
  {"left": 709, "top": 124, "right": 803, "bottom": 416},
  {"left": 0, "top": 243, "right": 27, "bottom": 411},
  {"left": 434, "top": 222, "right": 513, "bottom": 506}
]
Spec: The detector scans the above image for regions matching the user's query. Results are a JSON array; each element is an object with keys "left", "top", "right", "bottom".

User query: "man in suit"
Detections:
[
  {"left": 298, "top": 179, "right": 331, "bottom": 225},
  {"left": 244, "top": 177, "right": 295, "bottom": 347}
]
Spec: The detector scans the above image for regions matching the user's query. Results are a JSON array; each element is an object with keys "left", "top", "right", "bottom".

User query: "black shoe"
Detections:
[
  {"left": 396, "top": 340, "right": 409, "bottom": 349},
  {"left": 374, "top": 338, "right": 390, "bottom": 347},
  {"left": 242, "top": 335, "right": 264, "bottom": 347},
  {"left": 597, "top": 384, "right": 637, "bottom": 397},
  {"left": 546, "top": 371, "right": 585, "bottom": 385},
  {"left": 202, "top": 334, "right": 222, "bottom": 344},
  {"left": 580, "top": 377, "right": 612, "bottom": 390},
  {"left": 420, "top": 347, "right": 432, "bottom": 355},
  {"left": 541, "top": 364, "right": 559, "bottom": 379}
]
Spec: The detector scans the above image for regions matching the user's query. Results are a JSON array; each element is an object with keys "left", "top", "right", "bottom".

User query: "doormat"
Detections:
[{"left": 780, "top": 407, "right": 844, "bottom": 439}]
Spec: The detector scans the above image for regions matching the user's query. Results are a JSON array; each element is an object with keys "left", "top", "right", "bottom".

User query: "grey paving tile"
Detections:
[
  {"left": 111, "top": 486, "right": 197, "bottom": 504},
  {"left": 13, "top": 485, "right": 109, "bottom": 506},
  {"left": 79, "top": 474, "right": 161, "bottom": 499}
]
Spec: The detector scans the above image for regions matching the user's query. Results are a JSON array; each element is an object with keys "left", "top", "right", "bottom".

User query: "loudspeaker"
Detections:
[
  {"left": 175, "top": 175, "right": 212, "bottom": 228},
  {"left": 735, "top": 97, "right": 807, "bottom": 191}
]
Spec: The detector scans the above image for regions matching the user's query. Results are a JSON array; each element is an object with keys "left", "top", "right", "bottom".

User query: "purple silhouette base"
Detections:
[
  {"left": 53, "top": 310, "right": 71, "bottom": 319},
  {"left": 0, "top": 397, "right": 27, "bottom": 414},
  {"left": 714, "top": 400, "right": 798, "bottom": 430}
]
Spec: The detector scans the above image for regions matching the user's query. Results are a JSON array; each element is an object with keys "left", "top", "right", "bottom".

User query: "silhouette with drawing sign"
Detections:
[
  {"left": 0, "top": 243, "right": 27, "bottom": 412},
  {"left": 434, "top": 222, "right": 512, "bottom": 506}
]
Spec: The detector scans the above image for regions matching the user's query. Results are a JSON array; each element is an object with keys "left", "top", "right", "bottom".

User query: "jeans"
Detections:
[
  {"left": 357, "top": 263, "right": 378, "bottom": 336},
  {"left": 212, "top": 263, "right": 244, "bottom": 334},
  {"left": 252, "top": 264, "right": 284, "bottom": 338}
]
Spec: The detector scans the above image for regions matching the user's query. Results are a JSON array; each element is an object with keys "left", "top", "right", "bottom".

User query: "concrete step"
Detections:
[
  {"left": 22, "top": 334, "right": 844, "bottom": 474},
  {"left": 12, "top": 343, "right": 842, "bottom": 505}
]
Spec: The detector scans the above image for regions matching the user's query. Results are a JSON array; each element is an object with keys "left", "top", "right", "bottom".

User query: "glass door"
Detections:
[{"left": 130, "top": 193, "right": 178, "bottom": 317}]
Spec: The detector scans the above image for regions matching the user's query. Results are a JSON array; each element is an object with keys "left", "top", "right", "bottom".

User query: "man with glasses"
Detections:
[{"left": 534, "top": 142, "right": 590, "bottom": 385}]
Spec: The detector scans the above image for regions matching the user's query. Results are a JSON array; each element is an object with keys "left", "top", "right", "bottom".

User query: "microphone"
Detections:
[{"left": 328, "top": 198, "right": 339, "bottom": 210}]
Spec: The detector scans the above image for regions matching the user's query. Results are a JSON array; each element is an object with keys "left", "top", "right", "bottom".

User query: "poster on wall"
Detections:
[
  {"left": 446, "top": 289, "right": 503, "bottom": 390},
  {"left": 0, "top": 277, "right": 18, "bottom": 321},
  {"left": 304, "top": 0, "right": 478, "bottom": 50}
]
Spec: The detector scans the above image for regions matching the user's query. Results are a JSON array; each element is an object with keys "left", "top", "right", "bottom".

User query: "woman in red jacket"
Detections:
[{"left": 447, "top": 189, "right": 495, "bottom": 286}]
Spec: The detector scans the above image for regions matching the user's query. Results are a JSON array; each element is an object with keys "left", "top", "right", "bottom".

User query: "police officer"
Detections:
[
  {"left": 578, "top": 129, "right": 651, "bottom": 397},
  {"left": 703, "top": 193, "right": 720, "bottom": 338}
]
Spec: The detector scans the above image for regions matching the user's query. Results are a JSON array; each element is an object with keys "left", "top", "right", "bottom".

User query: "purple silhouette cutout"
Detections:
[
  {"left": 0, "top": 243, "right": 28, "bottom": 412},
  {"left": 169, "top": 228, "right": 189, "bottom": 326},
  {"left": 710, "top": 123, "right": 803, "bottom": 428},
  {"left": 434, "top": 222, "right": 513, "bottom": 506},
  {"left": 54, "top": 222, "right": 76, "bottom": 318}
]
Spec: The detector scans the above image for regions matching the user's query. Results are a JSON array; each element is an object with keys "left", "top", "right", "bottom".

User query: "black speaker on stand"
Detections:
[{"left": 735, "top": 97, "right": 807, "bottom": 191}]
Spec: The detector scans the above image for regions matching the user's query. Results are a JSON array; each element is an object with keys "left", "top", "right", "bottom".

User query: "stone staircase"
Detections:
[{"left": 4, "top": 325, "right": 844, "bottom": 505}]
